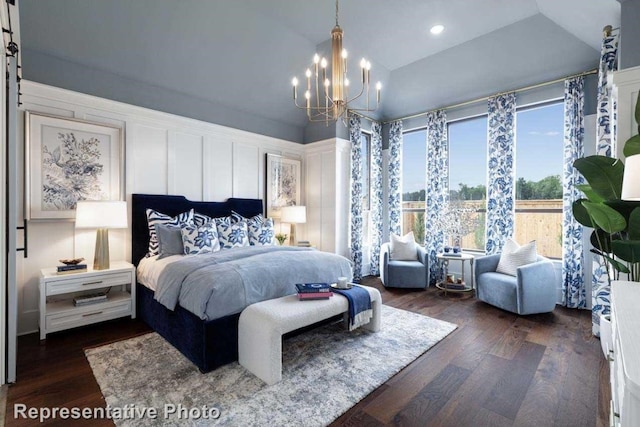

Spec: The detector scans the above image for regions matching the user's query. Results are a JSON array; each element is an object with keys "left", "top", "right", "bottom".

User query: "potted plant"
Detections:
[
  {"left": 572, "top": 92, "right": 640, "bottom": 353},
  {"left": 275, "top": 233, "right": 288, "bottom": 245}
]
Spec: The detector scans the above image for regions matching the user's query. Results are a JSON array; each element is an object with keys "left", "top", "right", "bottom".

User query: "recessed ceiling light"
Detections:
[{"left": 430, "top": 24, "right": 444, "bottom": 35}]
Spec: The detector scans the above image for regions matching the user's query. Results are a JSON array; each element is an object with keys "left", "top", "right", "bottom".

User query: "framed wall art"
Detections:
[
  {"left": 265, "top": 153, "right": 301, "bottom": 218},
  {"left": 25, "top": 112, "right": 123, "bottom": 220}
]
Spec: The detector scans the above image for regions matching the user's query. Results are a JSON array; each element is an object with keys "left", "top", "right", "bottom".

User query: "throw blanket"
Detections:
[
  {"left": 155, "top": 246, "right": 352, "bottom": 320},
  {"left": 333, "top": 285, "right": 372, "bottom": 331}
]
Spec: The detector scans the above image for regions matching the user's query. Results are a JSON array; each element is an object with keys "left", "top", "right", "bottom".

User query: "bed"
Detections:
[{"left": 131, "top": 193, "right": 352, "bottom": 372}]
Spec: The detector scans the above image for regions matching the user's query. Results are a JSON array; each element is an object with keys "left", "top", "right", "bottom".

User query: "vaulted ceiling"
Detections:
[{"left": 19, "top": 0, "right": 620, "bottom": 142}]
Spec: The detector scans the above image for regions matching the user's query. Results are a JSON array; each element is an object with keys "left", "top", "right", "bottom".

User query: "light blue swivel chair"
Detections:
[
  {"left": 379, "top": 242, "right": 429, "bottom": 289},
  {"left": 474, "top": 254, "right": 557, "bottom": 315}
]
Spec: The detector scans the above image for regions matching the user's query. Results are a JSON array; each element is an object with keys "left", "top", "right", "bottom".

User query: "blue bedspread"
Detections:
[{"left": 155, "top": 246, "right": 352, "bottom": 320}]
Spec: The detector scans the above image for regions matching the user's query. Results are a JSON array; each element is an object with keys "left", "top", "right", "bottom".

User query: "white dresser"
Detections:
[{"left": 610, "top": 281, "right": 640, "bottom": 427}]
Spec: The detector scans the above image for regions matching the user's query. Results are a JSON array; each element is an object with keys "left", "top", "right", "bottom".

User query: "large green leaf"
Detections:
[
  {"left": 629, "top": 207, "right": 640, "bottom": 240},
  {"left": 583, "top": 201, "right": 626, "bottom": 233},
  {"left": 576, "top": 184, "right": 605, "bottom": 203},
  {"left": 574, "top": 156, "right": 624, "bottom": 200},
  {"left": 612, "top": 240, "right": 640, "bottom": 263},
  {"left": 591, "top": 229, "right": 613, "bottom": 253},
  {"left": 623, "top": 134, "right": 640, "bottom": 157},
  {"left": 590, "top": 249, "right": 631, "bottom": 273},
  {"left": 572, "top": 199, "right": 594, "bottom": 227}
]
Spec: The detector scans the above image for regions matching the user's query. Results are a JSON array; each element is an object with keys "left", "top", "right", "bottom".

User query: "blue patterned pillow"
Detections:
[
  {"left": 194, "top": 211, "right": 244, "bottom": 227},
  {"left": 248, "top": 217, "right": 276, "bottom": 246},
  {"left": 231, "top": 210, "right": 263, "bottom": 225},
  {"left": 181, "top": 223, "right": 220, "bottom": 255},
  {"left": 193, "top": 212, "right": 213, "bottom": 227},
  {"left": 146, "top": 209, "right": 194, "bottom": 257},
  {"left": 217, "top": 221, "right": 249, "bottom": 249}
]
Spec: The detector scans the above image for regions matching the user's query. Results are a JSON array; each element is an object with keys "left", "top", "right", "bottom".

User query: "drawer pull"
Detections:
[
  {"left": 82, "top": 311, "right": 103, "bottom": 317},
  {"left": 82, "top": 281, "right": 103, "bottom": 286}
]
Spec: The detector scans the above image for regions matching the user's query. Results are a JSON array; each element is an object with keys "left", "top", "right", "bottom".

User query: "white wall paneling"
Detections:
[
  {"left": 168, "top": 131, "right": 204, "bottom": 200},
  {"left": 232, "top": 143, "right": 260, "bottom": 199},
  {"left": 304, "top": 138, "right": 351, "bottom": 258},
  {"left": 16, "top": 81, "right": 305, "bottom": 335}
]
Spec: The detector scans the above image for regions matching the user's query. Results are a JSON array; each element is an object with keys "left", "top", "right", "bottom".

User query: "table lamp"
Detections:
[
  {"left": 622, "top": 154, "right": 640, "bottom": 200},
  {"left": 280, "top": 205, "right": 306, "bottom": 246},
  {"left": 75, "top": 200, "right": 128, "bottom": 270}
]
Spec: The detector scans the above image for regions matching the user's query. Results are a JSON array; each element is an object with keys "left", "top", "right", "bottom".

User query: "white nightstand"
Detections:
[{"left": 39, "top": 261, "right": 136, "bottom": 340}]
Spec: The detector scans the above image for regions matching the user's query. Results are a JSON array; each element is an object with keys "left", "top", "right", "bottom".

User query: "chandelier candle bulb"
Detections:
[{"left": 290, "top": 0, "right": 380, "bottom": 123}]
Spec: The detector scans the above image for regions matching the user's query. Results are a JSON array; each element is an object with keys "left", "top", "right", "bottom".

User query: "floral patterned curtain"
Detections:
[
  {"left": 369, "top": 121, "right": 383, "bottom": 275},
  {"left": 348, "top": 113, "right": 363, "bottom": 282},
  {"left": 593, "top": 28, "right": 620, "bottom": 335},
  {"left": 562, "top": 76, "right": 586, "bottom": 308},
  {"left": 596, "top": 29, "right": 619, "bottom": 157},
  {"left": 424, "top": 110, "right": 448, "bottom": 284},
  {"left": 485, "top": 93, "right": 517, "bottom": 255},
  {"left": 388, "top": 120, "right": 403, "bottom": 237}
]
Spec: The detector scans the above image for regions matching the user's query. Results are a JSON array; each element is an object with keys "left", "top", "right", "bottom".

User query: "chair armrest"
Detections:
[
  {"left": 517, "top": 260, "right": 556, "bottom": 287},
  {"left": 380, "top": 243, "right": 390, "bottom": 284},
  {"left": 517, "top": 260, "right": 558, "bottom": 313},
  {"left": 417, "top": 245, "right": 428, "bottom": 266},
  {"left": 475, "top": 254, "right": 501, "bottom": 277}
]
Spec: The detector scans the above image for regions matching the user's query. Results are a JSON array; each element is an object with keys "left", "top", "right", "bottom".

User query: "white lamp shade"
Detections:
[
  {"left": 75, "top": 201, "right": 128, "bottom": 229},
  {"left": 280, "top": 205, "right": 306, "bottom": 224},
  {"left": 622, "top": 155, "right": 640, "bottom": 201}
]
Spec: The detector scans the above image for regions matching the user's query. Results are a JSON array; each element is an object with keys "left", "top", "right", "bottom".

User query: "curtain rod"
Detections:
[{"left": 380, "top": 68, "right": 599, "bottom": 125}]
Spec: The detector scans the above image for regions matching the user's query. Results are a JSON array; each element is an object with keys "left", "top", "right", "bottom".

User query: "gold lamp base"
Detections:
[{"left": 94, "top": 228, "right": 110, "bottom": 270}]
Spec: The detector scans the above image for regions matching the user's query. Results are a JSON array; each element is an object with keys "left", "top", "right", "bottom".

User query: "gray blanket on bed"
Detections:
[{"left": 155, "top": 246, "right": 353, "bottom": 320}]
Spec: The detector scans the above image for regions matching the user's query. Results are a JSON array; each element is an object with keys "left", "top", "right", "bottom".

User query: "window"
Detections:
[
  {"left": 448, "top": 116, "right": 488, "bottom": 251},
  {"left": 401, "top": 129, "right": 427, "bottom": 242},
  {"left": 515, "top": 102, "right": 563, "bottom": 258}
]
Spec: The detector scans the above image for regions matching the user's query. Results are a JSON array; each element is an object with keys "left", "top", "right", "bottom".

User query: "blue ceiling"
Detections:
[{"left": 18, "top": 0, "right": 620, "bottom": 143}]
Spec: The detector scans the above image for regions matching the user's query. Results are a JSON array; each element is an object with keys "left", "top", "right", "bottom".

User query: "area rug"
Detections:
[{"left": 86, "top": 305, "right": 456, "bottom": 426}]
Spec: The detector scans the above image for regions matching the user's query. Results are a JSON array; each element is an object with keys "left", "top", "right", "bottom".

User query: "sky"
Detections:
[{"left": 402, "top": 102, "right": 564, "bottom": 194}]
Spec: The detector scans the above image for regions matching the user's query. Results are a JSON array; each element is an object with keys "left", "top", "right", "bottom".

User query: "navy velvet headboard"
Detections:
[{"left": 131, "top": 194, "right": 263, "bottom": 266}]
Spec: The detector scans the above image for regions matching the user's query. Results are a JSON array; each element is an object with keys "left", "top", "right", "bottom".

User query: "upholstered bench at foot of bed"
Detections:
[{"left": 238, "top": 285, "right": 381, "bottom": 385}]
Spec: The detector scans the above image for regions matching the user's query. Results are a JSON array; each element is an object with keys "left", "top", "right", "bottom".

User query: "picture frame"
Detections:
[
  {"left": 25, "top": 112, "right": 123, "bottom": 220},
  {"left": 265, "top": 153, "right": 301, "bottom": 218}
]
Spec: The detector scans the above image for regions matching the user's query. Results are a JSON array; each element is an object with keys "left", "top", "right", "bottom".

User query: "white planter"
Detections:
[{"left": 599, "top": 313, "right": 613, "bottom": 358}]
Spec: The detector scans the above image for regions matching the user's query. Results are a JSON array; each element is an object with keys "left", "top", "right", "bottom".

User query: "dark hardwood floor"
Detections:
[{"left": 6, "top": 277, "right": 609, "bottom": 426}]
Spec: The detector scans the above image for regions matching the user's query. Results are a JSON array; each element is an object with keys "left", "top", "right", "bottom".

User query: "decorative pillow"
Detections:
[
  {"left": 230, "top": 210, "right": 248, "bottom": 223},
  {"left": 217, "top": 221, "right": 250, "bottom": 249},
  {"left": 193, "top": 212, "right": 213, "bottom": 227},
  {"left": 193, "top": 212, "right": 245, "bottom": 227},
  {"left": 155, "top": 224, "right": 185, "bottom": 259},
  {"left": 248, "top": 217, "right": 276, "bottom": 246},
  {"left": 496, "top": 238, "right": 538, "bottom": 276},
  {"left": 181, "top": 222, "right": 220, "bottom": 255},
  {"left": 389, "top": 231, "right": 418, "bottom": 260},
  {"left": 146, "top": 209, "right": 194, "bottom": 257}
]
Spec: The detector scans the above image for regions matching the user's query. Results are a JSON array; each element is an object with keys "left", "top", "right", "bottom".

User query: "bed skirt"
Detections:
[{"left": 136, "top": 283, "right": 240, "bottom": 372}]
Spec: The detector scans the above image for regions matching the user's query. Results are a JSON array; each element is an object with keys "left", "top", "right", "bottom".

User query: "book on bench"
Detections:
[
  {"left": 295, "top": 283, "right": 331, "bottom": 293},
  {"left": 298, "top": 292, "right": 333, "bottom": 300}
]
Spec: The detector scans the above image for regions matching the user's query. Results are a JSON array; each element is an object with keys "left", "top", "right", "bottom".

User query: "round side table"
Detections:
[{"left": 435, "top": 253, "right": 475, "bottom": 296}]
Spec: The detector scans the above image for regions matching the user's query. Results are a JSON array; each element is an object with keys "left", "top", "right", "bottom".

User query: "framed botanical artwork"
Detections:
[
  {"left": 25, "top": 112, "right": 123, "bottom": 220},
  {"left": 265, "top": 153, "right": 301, "bottom": 218}
]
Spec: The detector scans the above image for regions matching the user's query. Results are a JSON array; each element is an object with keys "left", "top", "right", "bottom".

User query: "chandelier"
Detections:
[{"left": 291, "top": 0, "right": 381, "bottom": 124}]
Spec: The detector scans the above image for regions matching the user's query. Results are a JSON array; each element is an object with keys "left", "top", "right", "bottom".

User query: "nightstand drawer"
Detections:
[
  {"left": 45, "top": 298, "right": 132, "bottom": 333},
  {"left": 46, "top": 272, "right": 132, "bottom": 295}
]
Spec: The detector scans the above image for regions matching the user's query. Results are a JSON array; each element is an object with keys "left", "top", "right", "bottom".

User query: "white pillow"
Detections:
[
  {"left": 496, "top": 238, "right": 537, "bottom": 276},
  {"left": 389, "top": 231, "right": 418, "bottom": 260}
]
